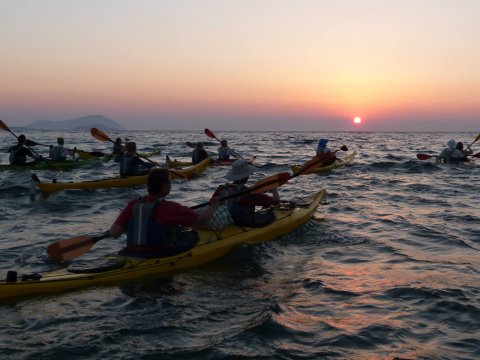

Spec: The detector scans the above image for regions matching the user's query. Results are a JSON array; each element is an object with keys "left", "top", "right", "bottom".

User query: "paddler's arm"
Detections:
[{"left": 192, "top": 196, "right": 219, "bottom": 228}]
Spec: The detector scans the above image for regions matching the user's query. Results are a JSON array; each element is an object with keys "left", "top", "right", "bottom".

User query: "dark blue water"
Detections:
[{"left": 1, "top": 130, "right": 479, "bottom": 359}]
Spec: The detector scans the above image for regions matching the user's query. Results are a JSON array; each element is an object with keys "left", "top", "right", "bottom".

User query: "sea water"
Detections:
[{"left": 0, "top": 130, "right": 479, "bottom": 359}]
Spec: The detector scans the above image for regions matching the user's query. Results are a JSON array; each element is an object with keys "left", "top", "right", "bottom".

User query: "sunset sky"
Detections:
[{"left": 1, "top": 0, "right": 479, "bottom": 131}]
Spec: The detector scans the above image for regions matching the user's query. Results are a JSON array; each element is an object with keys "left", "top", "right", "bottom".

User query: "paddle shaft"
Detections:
[{"left": 204, "top": 128, "right": 243, "bottom": 160}]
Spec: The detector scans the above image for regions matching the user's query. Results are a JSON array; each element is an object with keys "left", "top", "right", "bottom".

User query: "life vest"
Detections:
[
  {"left": 120, "top": 154, "right": 135, "bottom": 176},
  {"left": 126, "top": 197, "right": 175, "bottom": 249},
  {"left": 51, "top": 146, "right": 67, "bottom": 161},
  {"left": 218, "top": 147, "right": 230, "bottom": 160},
  {"left": 192, "top": 149, "right": 208, "bottom": 164}
]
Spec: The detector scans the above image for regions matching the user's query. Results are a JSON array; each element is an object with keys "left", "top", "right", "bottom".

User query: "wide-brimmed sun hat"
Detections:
[
  {"left": 318, "top": 138, "right": 329, "bottom": 147},
  {"left": 225, "top": 159, "right": 254, "bottom": 181}
]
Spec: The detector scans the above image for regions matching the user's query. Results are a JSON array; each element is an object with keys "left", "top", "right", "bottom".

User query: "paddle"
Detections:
[
  {"left": 204, "top": 128, "right": 244, "bottom": 160},
  {"left": 26, "top": 139, "right": 50, "bottom": 147},
  {"left": 416, "top": 154, "right": 438, "bottom": 161},
  {"left": 0, "top": 119, "right": 60, "bottom": 171},
  {"left": 417, "top": 152, "right": 480, "bottom": 160},
  {"left": 91, "top": 128, "right": 191, "bottom": 180},
  {"left": 47, "top": 232, "right": 110, "bottom": 261},
  {"left": 300, "top": 145, "right": 349, "bottom": 170},
  {"left": 467, "top": 133, "right": 480, "bottom": 148}
]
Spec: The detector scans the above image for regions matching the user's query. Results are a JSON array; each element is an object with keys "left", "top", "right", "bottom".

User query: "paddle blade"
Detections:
[
  {"left": 250, "top": 172, "right": 291, "bottom": 194},
  {"left": 186, "top": 141, "right": 195, "bottom": 148},
  {"left": 340, "top": 145, "right": 348, "bottom": 151},
  {"left": 47, "top": 232, "right": 109, "bottom": 261},
  {"left": 294, "top": 153, "right": 333, "bottom": 176},
  {"left": 471, "top": 152, "right": 480, "bottom": 158},
  {"left": 91, "top": 128, "right": 112, "bottom": 143},
  {"left": 0, "top": 119, "right": 10, "bottom": 132},
  {"left": 416, "top": 154, "right": 434, "bottom": 160},
  {"left": 204, "top": 128, "right": 217, "bottom": 139},
  {"left": 470, "top": 133, "right": 480, "bottom": 147}
]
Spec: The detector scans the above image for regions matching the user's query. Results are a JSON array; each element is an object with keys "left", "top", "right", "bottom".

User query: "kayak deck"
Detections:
[{"left": 0, "top": 190, "right": 326, "bottom": 300}]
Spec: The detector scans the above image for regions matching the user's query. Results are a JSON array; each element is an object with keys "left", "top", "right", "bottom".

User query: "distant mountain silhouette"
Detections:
[{"left": 26, "top": 115, "right": 125, "bottom": 131}]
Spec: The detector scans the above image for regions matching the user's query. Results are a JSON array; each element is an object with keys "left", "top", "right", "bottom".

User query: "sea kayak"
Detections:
[
  {"left": 34, "top": 157, "right": 211, "bottom": 193},
  {"left": 290, "top": 151, "right": 357, "bottom": 174},
  {"left": 0, "top": 190, "right": 325, "bottom": 301},
  {"left": 0, "top": 158, "right": 100, "bottom": 171}
]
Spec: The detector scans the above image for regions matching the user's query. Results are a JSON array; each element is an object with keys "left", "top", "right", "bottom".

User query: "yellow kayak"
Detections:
[
  {"left": 34, "top": 157, "right": 210, "bottom": 193},
  {"left": 0, "top": 190, "right": 325, "bottom": 301},
  {"left": 290, "top": 151, "right": 357, "bottom": 174}
]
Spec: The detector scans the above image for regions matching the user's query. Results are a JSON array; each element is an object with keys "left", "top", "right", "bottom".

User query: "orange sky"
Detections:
[{"left": 1, "top": 1, "right": 479, "bottom": 131}]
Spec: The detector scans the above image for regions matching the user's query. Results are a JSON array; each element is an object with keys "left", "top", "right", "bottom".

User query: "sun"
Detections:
[{"left": 353, "top": 117, "right": 362, "bottom": 124}]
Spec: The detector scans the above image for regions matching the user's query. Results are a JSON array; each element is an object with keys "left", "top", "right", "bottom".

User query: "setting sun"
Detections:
[{"left": 354, "top": 117, "right": 362, "bottom": 124}]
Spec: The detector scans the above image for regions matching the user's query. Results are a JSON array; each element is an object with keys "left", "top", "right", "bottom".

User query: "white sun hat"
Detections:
[{"left": 225, "top": 159, "right": 255, "bottom": 181}]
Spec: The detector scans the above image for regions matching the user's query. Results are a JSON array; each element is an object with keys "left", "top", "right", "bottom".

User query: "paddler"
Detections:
[
  {"left": 115, "top": 141, "right": 155, "bottom": 176},
  {"left": 8, "top": 134, "right": 42, "bottom": 165},
  {"left": 191, "top": 142, "right": 209, "bottom": 164},
  {"left": 212, "top": 159, "right": 280, "bottom": 228},
  {"left": 316, "top": 138, "right": 336, "bottom": 166},
  {"left": 438, "top": 140, "right": 464, "bottom": 163},
  {"left": 108, "top": 167, "right": 219, "bottom": 256}
]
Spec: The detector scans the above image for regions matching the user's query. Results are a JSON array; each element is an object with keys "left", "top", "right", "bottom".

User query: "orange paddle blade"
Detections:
[
  {"left": 47, "top": 232, "right": 109, "bottom": 261},
  {"left": 47, "top": 235, "right": 96, "bottom": 261},
  {"left": 250, "top": 172, "right": 291, "bottom": 194},
  {"left": 91, "top": 128, "right": 112, "bottom": 143}
]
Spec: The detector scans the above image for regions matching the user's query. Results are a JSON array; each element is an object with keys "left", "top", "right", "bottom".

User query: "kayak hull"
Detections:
[
  {"left": 35, "top": 157, "right": 210, "bottom": 193},
  {"left": 0, "top": 190, "right": 325, "bottom": 300},
  {"left": 290, "top": 151, "right": 356, "bottom": 174}
]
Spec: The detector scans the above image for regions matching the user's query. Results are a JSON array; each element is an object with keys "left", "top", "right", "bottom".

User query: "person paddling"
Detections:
[
  {"left": 49, "top": 137, "right": 75, "bottom": 162},
  {"left": 108, "top": 167, "right": 219, "bottom": 256},
  {"left": 315, "top": 138, "right": 336, "bottom": 166},
  {"left": 217, "top": 139, "right": 235, "bottom": 161},
  {"left": 192, "top": 142, "right": 209, "bottom": 164},
  {"left": 212, "top": 159, "right": 280, "bottom": 228},
  {"left": 438, "top": 140, "right": 464, "bottom": 163},
  {"left": 115, "top": 141, "right": 155, "bottom": 176},
  {"left": 455, "top": 142, "right": 473, "bottom": 161},
  {"left": 8, "top": 134, "right": 42, "bottom": 165}
]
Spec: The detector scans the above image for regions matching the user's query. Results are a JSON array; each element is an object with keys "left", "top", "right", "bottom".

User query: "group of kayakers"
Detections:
[
  {"left": 438, "top": 139, "right": 473, "bottom": 163},
  {"left": 7, "top": 134, "right": 76, "bottom": 165},
  {"left": 108, "top": 158, "right": 280, "bottom": 256}
]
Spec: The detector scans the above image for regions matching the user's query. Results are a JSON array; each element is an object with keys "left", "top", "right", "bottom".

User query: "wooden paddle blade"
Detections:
[
  {"left": 416, "top": 154, "right": 433, "bottom": 160},
  {"left": 47, "top": 233, "right": 109, "bottom": 261},
  {"left": 186, "top": 141, "right": 195, "bottom": 148},
  {"left": 250, "top": 172, "right": 291, "bottom": 194},
  {"left": 471, "top": 152, "right": 480, "bottom": 158},
  {"left": 91, "top": 128, "right": 112, "bottom": 143},
  {"left": 340, "top": 145, "right": 348, "bottom": 151}
]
